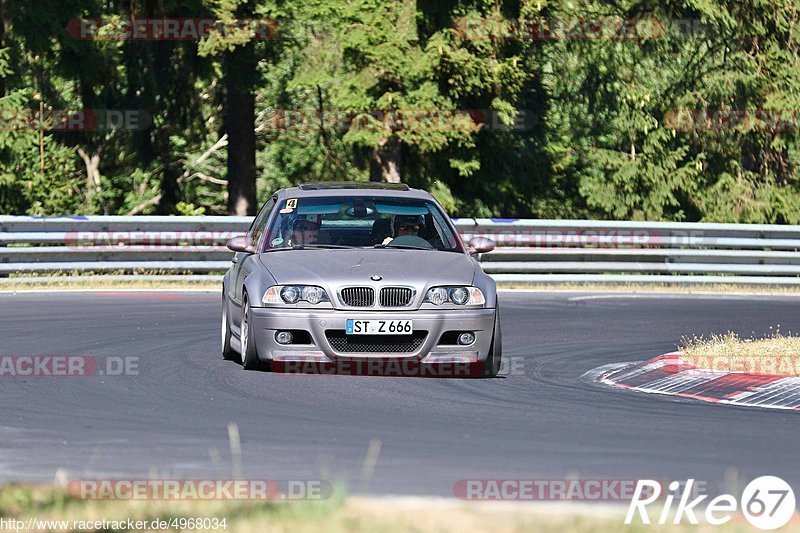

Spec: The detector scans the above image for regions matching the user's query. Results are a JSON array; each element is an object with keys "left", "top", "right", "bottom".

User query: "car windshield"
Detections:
[{"left": 264, "top": 196, "right": 463, "bottom": 252}]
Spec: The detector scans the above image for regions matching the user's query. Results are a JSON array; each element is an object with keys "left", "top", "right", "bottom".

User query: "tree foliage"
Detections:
[{"left": 0, "top": 0, "right": 797, "bottom": 221}]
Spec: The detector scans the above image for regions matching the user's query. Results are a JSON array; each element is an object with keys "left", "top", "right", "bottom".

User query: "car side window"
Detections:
[{"left": 249, "top": 197, "right": 276, "bottom": 248}]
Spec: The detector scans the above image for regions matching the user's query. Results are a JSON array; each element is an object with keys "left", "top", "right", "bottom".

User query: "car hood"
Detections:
[{"left": 258, "top": 249, "right": 476, "bottom": 287}]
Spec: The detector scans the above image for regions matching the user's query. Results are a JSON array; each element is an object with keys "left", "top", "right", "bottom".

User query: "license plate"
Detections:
[{"left": 346, "top": 319, "right": 413, "bottom": 335}]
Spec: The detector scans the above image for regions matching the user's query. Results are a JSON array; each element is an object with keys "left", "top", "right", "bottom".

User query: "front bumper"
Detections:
[{"left": 249, "top": 307, "right": 496, "bottom": 364}]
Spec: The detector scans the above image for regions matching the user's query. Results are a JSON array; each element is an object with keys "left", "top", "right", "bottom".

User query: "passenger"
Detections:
[{"left": 290, "top": 217, "right": 321, "bottom": 246}]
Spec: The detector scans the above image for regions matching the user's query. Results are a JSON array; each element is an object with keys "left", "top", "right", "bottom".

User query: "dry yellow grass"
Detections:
[
  {"left": 0, "top": 273, "right": 219, "bottom": 292},
  {"left": 4, "top": 277, "right": 800, "bottom": 294},
  {"left": 680, "top": 329, "right": 800, "bottom": 376},
  {"left": 498, "top": 282, "right": 800, "bottom": 294},
  {"left": 0, "top": 280, "right": 220, "bottom": 291}
]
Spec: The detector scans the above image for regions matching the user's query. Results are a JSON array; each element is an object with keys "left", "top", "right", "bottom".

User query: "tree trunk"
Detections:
[
  {"left": 77, "top": 147, "right": 106, "bottom": 214},
  {"left": 225, "top": 42, "right": 257, "bottom": 216},
  {"left": 370, "top": 135, "right": 402, "bottom": 183},
  {"left": 155, "top": 127, "right": 182, "bottom": 214}
]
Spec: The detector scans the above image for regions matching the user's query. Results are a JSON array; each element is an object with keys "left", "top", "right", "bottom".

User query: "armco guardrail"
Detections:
[
  {"left": 0, "top": 215, "right": 251, "bottom": 274},
  {"left": 2, "top": 216, "right": 800, "bottom": 285},
  {"left": 459, "top": 219, "right": 800, "bottom": 285}
]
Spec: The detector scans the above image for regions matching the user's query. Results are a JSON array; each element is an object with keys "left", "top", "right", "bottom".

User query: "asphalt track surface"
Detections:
[{"left": 1, "top": 290, "right": 799, "bottom": 497}]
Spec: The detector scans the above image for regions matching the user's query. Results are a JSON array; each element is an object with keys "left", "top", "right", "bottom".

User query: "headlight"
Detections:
[
  {"left": 281, "top": 286, "right": 300, "bottom": 304},
  {"left": 302, "top": 286, "right": 326, "bottom": 305},
  {"left": 262, "top": 285, "right": 330, "bottom": 305},
  {"left": 450, "top": 287, "right": 469, "bottom": 305},
  {"left": 424, "top": 286, "right": 485, "bottom": 306},
  {"left": 426, "top": 287, "right": 449, "bottom": 306}
]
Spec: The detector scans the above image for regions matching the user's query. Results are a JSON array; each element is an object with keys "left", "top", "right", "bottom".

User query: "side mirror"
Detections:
[
  {"left": 468, "top": 236, "right": 496, "bottom": 255},
  {"left": 226, "top": 235, "right": 255, "bottom": 254}
]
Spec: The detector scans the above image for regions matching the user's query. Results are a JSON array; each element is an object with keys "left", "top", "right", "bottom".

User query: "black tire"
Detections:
[
  {"left": 240, "top": 296, "right": 268, "bottom": 371},
  {"left": 221, "top": 291, "right": 236, "bottom": 361},
  {"left": 482, "top": 309, "right": 502, "bottom": 378}
]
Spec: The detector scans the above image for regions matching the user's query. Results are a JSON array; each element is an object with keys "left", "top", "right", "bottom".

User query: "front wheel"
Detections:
[
  {"left": 482, "top": 309, "right": 502, "bottom": 378},
  {"left": 240, "top": 297, "right": 268, "bottom": 371},
  {"left": 221, "top": 291, "right": 236, "bottom": 361}
]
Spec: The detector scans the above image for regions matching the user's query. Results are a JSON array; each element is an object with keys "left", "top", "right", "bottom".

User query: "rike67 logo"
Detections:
[{"left": 626, "top": 477, "right": 796, "bottom": 530}]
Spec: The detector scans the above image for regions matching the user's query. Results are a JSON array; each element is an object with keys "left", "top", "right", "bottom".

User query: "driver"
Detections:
[
  {"left": 289, "top": 215, "right": 321, "bottom": 246},
  {"left": 382, "top": 214, "right": 425, "bottom": 245}
]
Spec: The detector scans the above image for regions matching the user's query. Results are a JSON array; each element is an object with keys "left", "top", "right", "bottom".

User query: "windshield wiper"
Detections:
[
  {"left": 291, "top": 244, "right": 355, "bottom": 250},
  {"left": 373, "top": 243, "right": 433, "bottom": 250}
]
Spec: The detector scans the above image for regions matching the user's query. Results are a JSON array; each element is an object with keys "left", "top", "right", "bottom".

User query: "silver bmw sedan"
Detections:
[{"left": 221, "top": 182, "right": 501, "bottom": 377}]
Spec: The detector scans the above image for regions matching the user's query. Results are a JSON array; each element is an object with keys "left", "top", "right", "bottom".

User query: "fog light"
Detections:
[
  {"left": 275, "top": 331, "right": 294, "bottom": 345},
  {"left": 457, "top": 332, "right": 476, "bottom": 345}
]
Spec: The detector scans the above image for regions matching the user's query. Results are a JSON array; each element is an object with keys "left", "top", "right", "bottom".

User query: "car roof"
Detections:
[
  {"left": 276, "top": 182, "right": 435, "bottom": 201},
  {"left": 299, "top": 182, "right": 410, "bottom": 191}
]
